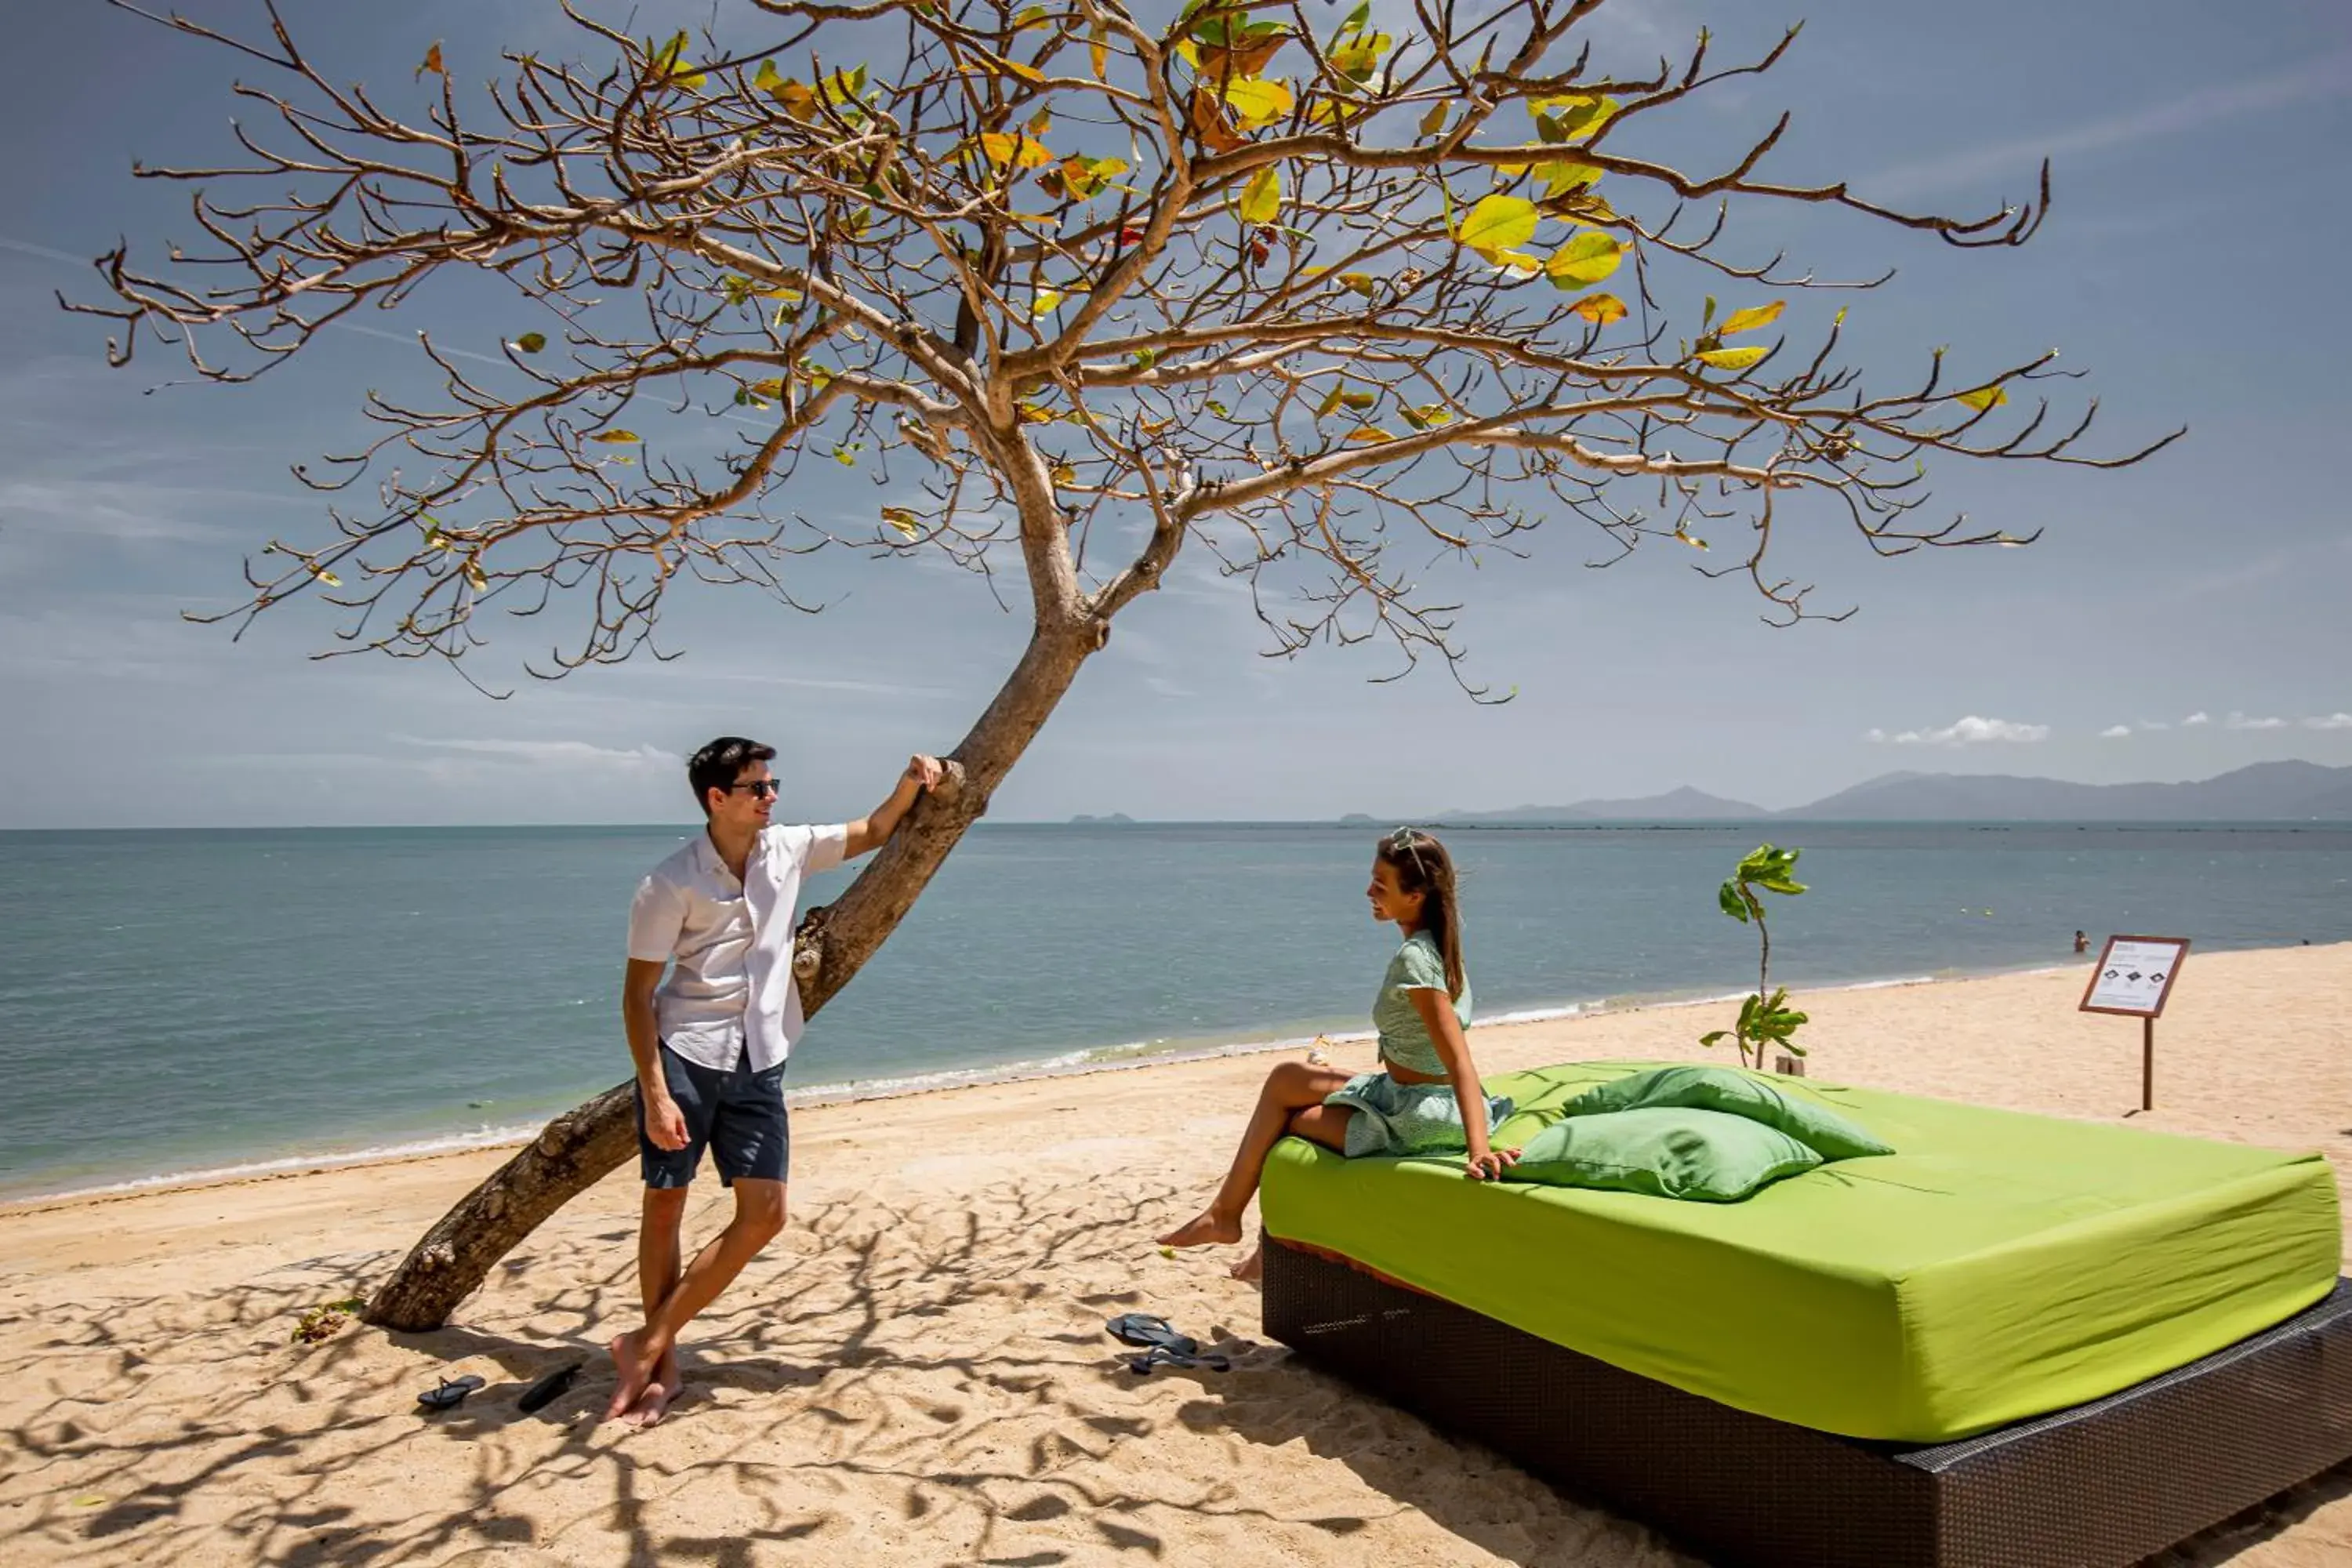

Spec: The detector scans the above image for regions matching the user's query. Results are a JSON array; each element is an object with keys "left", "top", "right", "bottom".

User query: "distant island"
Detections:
[
  {"left": 1069, "top": 812, "right": 1137, "bottom": 825},
  {"left": 1417, "top": 760, "right": 2352, "bottom": 825},
  {"left": 1436, "top": 785, "right": 1766, "bottom": 824}
]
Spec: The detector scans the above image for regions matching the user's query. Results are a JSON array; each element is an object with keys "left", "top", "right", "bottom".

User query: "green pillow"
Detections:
[
  {"left": 1501, "top": 1107, "right": 1823, "bottom": 1202},
  {"left": 1563, "top": 1065, "right": 1894, "bottom": 1162}
]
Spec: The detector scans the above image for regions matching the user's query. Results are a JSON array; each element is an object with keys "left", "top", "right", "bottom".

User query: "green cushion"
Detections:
[
  {"left": 1261, "top": 1059, "right": 2342, "bottom": 1442},
  {"left": 1563, "top": 1063, "right": 1895, "bottom": 1160},
  {"left": 1504, "top": 1106, "right": 1822, "bottom": 1201}
]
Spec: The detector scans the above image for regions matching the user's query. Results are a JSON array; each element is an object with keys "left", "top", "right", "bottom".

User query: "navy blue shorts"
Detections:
[{"left": 636, "top": 1041, "right": 789, "bottom": 1188}]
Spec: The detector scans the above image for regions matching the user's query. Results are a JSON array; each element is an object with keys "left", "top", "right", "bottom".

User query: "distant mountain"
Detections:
[
  {"left": 1436, "top": 786, "right": 1768, "bottom": 823},
  {"left": 1068, "top": 812, "right": 1136, "bottom": 825},
  {"left": 1779, "top": 760, "right": 2352, "bottom": 822}
]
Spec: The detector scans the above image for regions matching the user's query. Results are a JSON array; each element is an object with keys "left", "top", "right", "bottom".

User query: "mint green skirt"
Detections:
[{"left": 1325, "top": 1072, "right": 1515, "bottom": 1160}]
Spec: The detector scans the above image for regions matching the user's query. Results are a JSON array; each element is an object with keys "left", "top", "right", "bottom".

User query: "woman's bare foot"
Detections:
[
  {"left": 1229, "top": 1244, "right": 1265, "bottom": 1283},
  {"left": 604, "top": 1330, "right": 654, "bottom": 1421},
  {"left": 1156, "top": 1210, "right": 1243, "bottom": 1250}
]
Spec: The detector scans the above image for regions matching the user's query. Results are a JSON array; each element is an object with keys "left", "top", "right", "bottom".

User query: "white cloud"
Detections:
[
  {"left": 2225, "top": 712, "right": 2288, "bottom": 731},
  {"left": 2182, "top": 711, "right": 2211, "bottom": 727},
  {"left": 396, "top": 735, "right": 677, "bottom": 771},
  {"left": 1868, "top": 715, "right": 2050, "bottom": 747},
  {"left": 1867, "top": 52, "right": 2352, "bottom": 197},
  {"left": 2098, "top": 725, "right": 2132, "bottom": 739},
  {"left": 2303, "top": 713, "right": 2352, "bottom": 731}
]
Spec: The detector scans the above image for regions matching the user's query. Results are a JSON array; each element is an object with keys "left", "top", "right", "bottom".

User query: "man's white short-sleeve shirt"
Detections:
[{"left": 626, "top": 822, "right": 848, "bottom": 1073}]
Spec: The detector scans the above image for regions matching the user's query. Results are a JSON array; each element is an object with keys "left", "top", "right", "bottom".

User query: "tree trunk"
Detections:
[{"left": 363, "top": 620, "right": 1101, "bottom": 1330}]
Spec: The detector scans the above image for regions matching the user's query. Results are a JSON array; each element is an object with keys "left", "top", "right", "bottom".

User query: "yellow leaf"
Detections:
[
  {"left": 1316, "top": 383, "right": 1345, "bottom": 419},
  {"left": 1239, "top": 166, "right": 1281, "bottom": 225},
  {"left": 463, "top": 561, "right": 488, "bottom": 590},
  {"left": 1543, "top": 232, "right": 1624, "bottom": 289},
  {"left": 315, "top": 569, "right": 341, "bottom": 587},
  {"left": 1033, "top": 288, "right": 1064, "bottom": 316},
  {"left": 978, "top": 132, "right": 1054, "bottom": 169},
  {"left": 880, "top": 506, "right": 921, "bottom": 537},
  {"left": 1719, "top": 300, "right": 1785, "bottom": 336},
  {"left": 1345, "top": 427, "right": 1392, "bottom": 442},
  {"left": 415, "top": 42, "right": 445, "bottom": 81},
  {"left": 1027, "top": 107, "right": 1052, "bottom": 136},
  {"left": 591, "top": 429, "right": 641, "bottom": 443},
  {"left": 1956, "top": 385, "right": 2009, "bottom": 412},
  {"left": 1418, "top": 103, "right": 1448, "bottom": 137},
  {"left": 1090, "top": 21, "right": 1109, "bottom": 81},
  {"left": 1000, "top": 57, "right": 1046, "bottom": 83},
  {"left": 1338, "top": 272, "right": 1376, "bottom": 297},
  {"left": 1456, "top": 194, "right": 1537, "bottom": 256},
  {"left": 1694, "top": 345, "right": 1769, "bottom": 371},
  {"left": 1338, "top": 390, "right": 1377, "bottom": 411},
  {"left": 1218, "top": 77, "right": 1294, "bottom": 129},
  {"left": 1050, "top": 462, "right": 1078, "bottom": 485},
  {"left": 1569, "top": 291, "right": 1627, "bottom": 325}
]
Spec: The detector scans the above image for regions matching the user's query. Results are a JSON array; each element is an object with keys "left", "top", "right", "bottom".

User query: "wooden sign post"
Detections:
[{"left": 2078, "top": 935, "right": 2190, "bottom": 1113}]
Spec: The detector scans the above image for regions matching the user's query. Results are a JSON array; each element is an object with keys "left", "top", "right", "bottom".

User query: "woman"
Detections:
[{"left": 1159, "top": 827, "right": 1518, "bottom": 1281}]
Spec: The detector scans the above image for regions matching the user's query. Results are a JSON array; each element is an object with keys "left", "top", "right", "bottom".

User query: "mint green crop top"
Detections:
[{"left": 1372, "top": 930, "right": 1472, "bottom": 1078}]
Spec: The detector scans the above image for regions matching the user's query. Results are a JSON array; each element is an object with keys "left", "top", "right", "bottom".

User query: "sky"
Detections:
[{"left": 2, "top": 0, "right": 2348, "bottom": 828}]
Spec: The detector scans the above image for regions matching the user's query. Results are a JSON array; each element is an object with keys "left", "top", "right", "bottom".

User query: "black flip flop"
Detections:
[
  {"left": 1105, "top": 1314, "right": 1199, "bottom": 1357},
  {"left": 416, "top": 1374, "right": 486, "bottom": 1411},
  {"left": 517, "top": 1361, "right": 584, "bottom": 1414},
  {"left": 1126, "top": 1345, "right": 1232, "bottom": 1376}
]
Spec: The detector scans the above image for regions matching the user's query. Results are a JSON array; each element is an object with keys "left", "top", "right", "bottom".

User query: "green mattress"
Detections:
[{"left": 1261, "top": 1061, "right": 2342, "bottom": 1443}]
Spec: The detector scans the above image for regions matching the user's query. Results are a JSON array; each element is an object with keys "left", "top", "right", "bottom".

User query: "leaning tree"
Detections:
[{"left": 77, "top": 0, "right": 2172, "bottom": 1328}]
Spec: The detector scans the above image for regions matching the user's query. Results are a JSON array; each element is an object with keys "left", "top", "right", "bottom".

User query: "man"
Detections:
[{"left": 608, "top": 735, "right": 944, "bottom": 1426}]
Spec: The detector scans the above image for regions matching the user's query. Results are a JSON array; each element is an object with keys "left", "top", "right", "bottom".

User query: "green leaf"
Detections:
[
  {"left": 1457, "top": 194, "right": 1539, "bottom": 257},
  {"left": 1699, "top": 1030, "right": 1730, "bottom": 1047},
  {"left": 1702, "top": 295, "right": 1717, "bottom": 329},
  {"left": 1418, "top": 103, "right": 1448, "bottom": 137},
  {"left": 1338, "top": 271, "right": 1377, "bottom": 298},
  {"left": 1718, "top": 881, "right": 1751, "bottom": 922},
  {"left": 1695, "top": 345, "right": 1769, "bottom": 371},
  {"left": 1239, "top": 165, "right": 1281, "bottom": 225},
  {"left": 1534, "top": 161, "right": 1601, "bottom": 198},
  {"left": 1956, "top": 385, "right": 2009, "bottom": 412},
  {"left": 1315, "top": 382, "right": 1345, "bottom": 419},
  {"left": 1544, "top": 231, "right": 1624, "bottom": 289},
  {"left": 652, "top": 31, "right": 704, "bottom": 89},
  {"left": 1341, "top": 1, "right": 1371, "bottom": 32},
  {"left": 513, "top": 332, "right": 546, "bottom": 354},
  {"left": 1719, "top": 299, "right": 1785, "bottom": 336}
]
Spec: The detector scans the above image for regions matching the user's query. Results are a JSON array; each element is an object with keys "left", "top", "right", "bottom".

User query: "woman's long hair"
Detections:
[{"left": 1377, "top": 828, "right": 1466, "bottom": 1000}]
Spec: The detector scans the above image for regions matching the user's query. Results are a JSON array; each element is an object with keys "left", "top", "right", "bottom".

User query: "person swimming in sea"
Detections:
[{"left": 1157, "top": 827, "right": 1519, "bottom": 1281}]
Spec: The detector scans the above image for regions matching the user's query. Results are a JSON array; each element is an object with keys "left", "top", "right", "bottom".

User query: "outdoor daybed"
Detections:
[{"left": 1259, "top": 1061, "right": 2352, "bottom": 1567}]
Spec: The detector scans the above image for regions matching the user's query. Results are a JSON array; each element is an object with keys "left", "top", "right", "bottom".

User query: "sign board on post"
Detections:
[{"left": 2078, "top": 935, "right": 2190, "bottom": 1112}]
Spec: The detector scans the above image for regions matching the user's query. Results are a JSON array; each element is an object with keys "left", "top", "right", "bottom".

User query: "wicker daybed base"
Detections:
[{"left": 1262, "top": 1236, "right": 2352, "bottom": 1567}]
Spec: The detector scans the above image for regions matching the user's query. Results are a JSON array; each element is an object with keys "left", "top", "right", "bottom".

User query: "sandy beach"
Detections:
[{"left": 7, "top": 943, "right": 2351, "bottom": 1566}]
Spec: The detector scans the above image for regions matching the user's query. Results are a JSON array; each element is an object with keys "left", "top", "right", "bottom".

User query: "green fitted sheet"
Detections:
[{"left": 1261, "top": 1061, "right": 2341, "bottom": 1442}]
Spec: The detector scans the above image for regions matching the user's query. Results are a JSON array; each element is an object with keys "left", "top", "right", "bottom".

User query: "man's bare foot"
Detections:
[
  {"left": 1229, "top": 1244, "right": 1265, "bottom": 1283},
  {"left": 604, "top": 1330, "right": 655, "bottom": 1421},
  {"left": 1156, "top": 1210, "right": 1243, "bottom": 1249},
  {"left": 622, "top": 1379, "right": 674, "bottom": 1429},
  {"left": 622, "top": 1348, "right": 684, "bottom": 1429}
]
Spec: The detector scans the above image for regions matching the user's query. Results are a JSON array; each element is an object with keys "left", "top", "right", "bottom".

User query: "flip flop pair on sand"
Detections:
[
  {"left": 416, "top": 1363, "right": 582, "bottom": 1414},
  {"left": 1105, "top": 1313, "right": 1232, "bottom": 1375}
]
